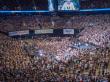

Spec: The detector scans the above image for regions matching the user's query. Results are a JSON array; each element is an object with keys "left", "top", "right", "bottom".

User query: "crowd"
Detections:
[
  {"left": 0, "top": 36, "right": 110, "bottom": 82},
  {"left": 0, "top": 14, "right": 110, "bottom": 32},
  {"left": 78, "top": 23, "right": 110, "bottom": 48},
  {"left": 0, "top": 14, "right": 110, "bottom": 82}
]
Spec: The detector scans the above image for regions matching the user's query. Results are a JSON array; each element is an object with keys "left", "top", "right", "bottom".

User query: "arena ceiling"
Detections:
[
  {"left": 0, "top": 0, "right": 48, "bottom": 10},
  {"left": 0, "top": 0, "right": 110, "bottom": 10}
]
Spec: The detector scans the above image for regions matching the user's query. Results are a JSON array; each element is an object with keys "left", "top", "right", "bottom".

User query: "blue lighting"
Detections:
[
  {"left": 80, "top": 8, "right": 110, "bottom": 12},
  {"left": 0, "top": 10, "right": 50, "bottom": 13},
  {"left": 0, "top": 8, "right": 110, "bottom": 14}
]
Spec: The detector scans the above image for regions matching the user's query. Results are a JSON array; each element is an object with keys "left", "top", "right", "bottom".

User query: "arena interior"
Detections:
[{"left": 0, "top": 0, "right": 110, "bottom": 82}]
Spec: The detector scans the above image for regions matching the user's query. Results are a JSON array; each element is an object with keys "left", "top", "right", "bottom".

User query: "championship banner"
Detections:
[
  {"left": 35, "top": 29, "right": 53, "bottom": 34},
  {"left": 9, "top": 30, "right": 29, "bottom": 36},
  {"left": 63, "top": 29, "right": 74, "bottom": 34}
]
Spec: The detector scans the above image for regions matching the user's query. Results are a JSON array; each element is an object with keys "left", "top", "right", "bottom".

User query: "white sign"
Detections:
[
  {"left": 9, "top": 30, "right": 29, "bottom": 36},
  {"left": 35, "top": 29, "right": 53, "bottom": 34},
  {"left": 63, "top": 29, "right": 74, "bottom": 34}
]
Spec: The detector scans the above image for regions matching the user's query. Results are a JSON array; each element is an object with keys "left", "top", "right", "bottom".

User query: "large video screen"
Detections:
[{"left": 58, "top": 0, "right": 80, "bottom": 11}]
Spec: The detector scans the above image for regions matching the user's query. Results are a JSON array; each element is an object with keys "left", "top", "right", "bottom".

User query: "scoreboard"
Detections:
[
  {"left": 48, "top": 0, "right": 80, "bottom": 11},
  {"left": 48, "top": 0, "right": 110, "bottom": 11},
  {"left": 58, "top": 0, "right": 80, "bottom": 11}
]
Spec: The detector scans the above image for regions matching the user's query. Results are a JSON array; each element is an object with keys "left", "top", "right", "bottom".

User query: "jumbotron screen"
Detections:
[{"left": 58, "top": 0, "right": 80, "bottom": 11}]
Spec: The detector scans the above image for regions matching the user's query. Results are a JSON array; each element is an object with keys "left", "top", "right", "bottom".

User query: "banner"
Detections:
[
  {"left": 9, "top": 30, "right": 29, "bottom": 36},
  {"left": 35, "top": 29, "right": 53, "bottom": 34},
  {"left": 63, "top": 29, "right": 74, "bottom": 34}
]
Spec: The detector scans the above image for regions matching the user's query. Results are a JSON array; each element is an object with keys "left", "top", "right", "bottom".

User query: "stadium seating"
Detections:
[{"left": 0, "top": 14, "right": 110, "bottom": 81}]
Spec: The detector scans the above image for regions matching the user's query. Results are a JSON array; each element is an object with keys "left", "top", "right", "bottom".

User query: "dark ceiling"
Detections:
[{"left": 0, "top": 0, "right": 48, "bottom": 10}]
